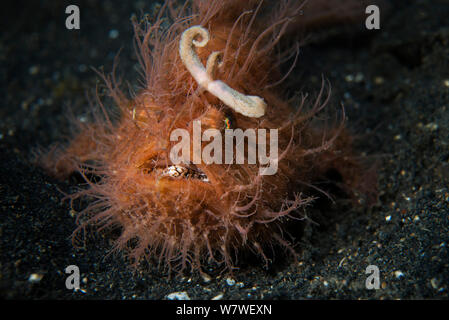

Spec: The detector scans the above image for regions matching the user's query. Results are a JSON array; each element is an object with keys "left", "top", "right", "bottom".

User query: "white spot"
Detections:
[
  {"left": 109, "top": 29, "right": 119, "bottom": 39},
  {"left": 29, "top": 65, "right": 39, "bottom": 75},
  {"left": 166, "top": 291, "right": 190, "bottom": 300},
  {"left": 344, "top": 74, "right": 354, "bottom": 82},
  {"left": 424, "top": 123, "right": 438, "bottom": 132},
  {"left": 211, "top": 293, "right": 224, "bottom": 300},
  {"left": 28, "top": 273, "right": 44, "bottom": 283},
  {"left": 430, "top": 278, "right": 440, "bottom": 289},
  {"left": 225, "top": 277, "right": 236, "bottom": 286}
]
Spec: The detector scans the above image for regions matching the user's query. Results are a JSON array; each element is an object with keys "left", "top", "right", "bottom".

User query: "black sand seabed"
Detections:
[{"left": 0, "top": 0, "right": 448, "bottom": 299}]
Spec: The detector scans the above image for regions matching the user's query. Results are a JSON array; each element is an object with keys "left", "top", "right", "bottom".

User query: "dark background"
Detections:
[{"left": 1, "top": 0, "right": 448, "bottom": 299}]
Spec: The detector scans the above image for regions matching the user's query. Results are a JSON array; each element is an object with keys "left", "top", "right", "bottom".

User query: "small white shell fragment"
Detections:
[
  {"left": 211, "top": 293, "right": 224, "bottom": 300},
  {"left": 430, "top": 278, "right": 440, "bottom": 290},
  {"left": 28, "top": 273, "right": 44, "bottom": 283},
  {"left": 202, "top": 273, "right": 212, "bottom": 283},
  {"left": 225, "top": 277, "right": 236, "bottom": 286},
  {"left": 166, "top": 291, "right": 191, "bottom": 300}
]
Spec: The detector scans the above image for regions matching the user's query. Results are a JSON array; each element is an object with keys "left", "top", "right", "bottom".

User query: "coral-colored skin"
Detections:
[{"left": 41, "top": 0, "right": 375, "bottom": 274}]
